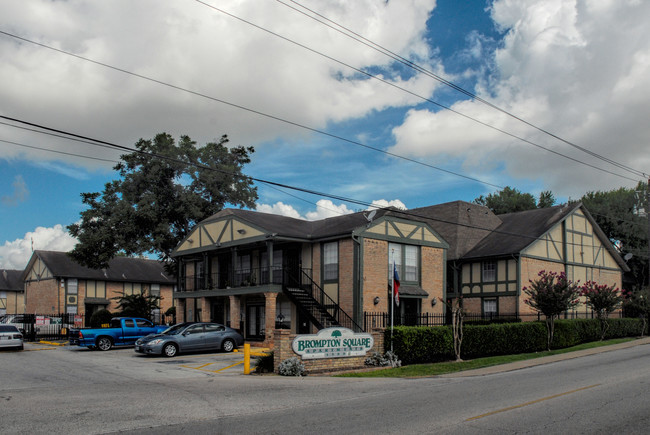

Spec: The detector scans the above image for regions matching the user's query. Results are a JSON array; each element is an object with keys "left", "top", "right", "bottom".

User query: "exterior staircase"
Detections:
[{"left": 282, "top": 269, "right": 363, "bottom": 333}]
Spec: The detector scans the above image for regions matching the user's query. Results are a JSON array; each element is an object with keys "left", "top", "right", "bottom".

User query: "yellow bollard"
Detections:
[{"left": 244, "top": 343, "right": 251, "bottom": 375}]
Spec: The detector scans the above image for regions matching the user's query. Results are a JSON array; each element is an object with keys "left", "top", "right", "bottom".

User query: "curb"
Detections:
[{"left": 440, "top": 336, "right": 650, "bottom": 378}]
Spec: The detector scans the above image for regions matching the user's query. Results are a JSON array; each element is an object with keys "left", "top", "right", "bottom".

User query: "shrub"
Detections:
[
  {"left": 386, "top": 326, "right": 453, "bottom": 365},
  {"left": 89, "top": 309, "right": 114, "bottom": 328},
  {"left": 365, "top": 351, "right": 402, "bottom": 368},
  {"left": 387, "top": 317, "right": 644, "bottom": 364},
  {"left": 254, "top": 351, "right": 274, "bottom": 374},
  {"left": 278, "top": 357, "right": 305, "bottom": 376}
]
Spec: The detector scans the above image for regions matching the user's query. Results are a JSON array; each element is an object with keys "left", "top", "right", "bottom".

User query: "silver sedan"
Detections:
[
  {"left": 134, "top": 322, "right": 244, "bottom": 357},
  {"left": 0, "top": 324, "right": 24, "bottom": 350}
]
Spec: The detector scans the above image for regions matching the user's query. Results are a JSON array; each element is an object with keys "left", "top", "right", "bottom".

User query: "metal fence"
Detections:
[
  {"left": 363, "top": 310, "right": 626, "bottom": 330},
  {"left": 2, "top": 313, "right": 79, "bottom": 341},
  {"left": 2, "top": 312, "right": 178, "bottom": 341}
]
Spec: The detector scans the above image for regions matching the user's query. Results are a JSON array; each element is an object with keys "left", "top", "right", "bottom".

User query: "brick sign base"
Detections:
[{"left": 273, "top": 329, "right": 384, "bottom": 374}]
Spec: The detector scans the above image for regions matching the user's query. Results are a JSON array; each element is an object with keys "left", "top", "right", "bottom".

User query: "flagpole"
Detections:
[{"left": 390, "top": 249, "right": 394, "bottom": 354}]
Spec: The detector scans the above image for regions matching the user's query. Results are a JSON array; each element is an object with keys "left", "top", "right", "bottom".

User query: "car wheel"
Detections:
[
  {"left": 222, "top": 339, "right": 235, "bottom": 352},
  {"left": 163, "top": 343, "right": 178, "bottom": 357},
  {"left": 97, "top": 337, "right": 113, "bottom": 351}
]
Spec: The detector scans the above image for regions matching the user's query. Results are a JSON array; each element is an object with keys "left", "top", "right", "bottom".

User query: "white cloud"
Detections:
[
  {"left": 369, "top": 199, "right": 407, "bottom": 210},
  {"left": 1, "top": 175, "right": 29, "bottom": 206},
  {"left": 256, "top": 201, "right": 302, "bottom": 219},
  {"left": 0, "top": 225, "right": 77, "bottom": 270},
  {"left": 256, "top": 198, "right": 406, "bottom": 221},
  {"left": 390, "top": 0, "right": 650, "bottom": 198},
  {"left": 0, "top": 0, "right": 438, "bottom": 166},
  {"left": 305, "top": 200, "right": 355, "bottom": 221}
]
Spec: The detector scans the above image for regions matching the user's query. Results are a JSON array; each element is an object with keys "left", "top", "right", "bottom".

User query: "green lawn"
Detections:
[{"left": 336, "top": 338, "right": 636, "bottom": 378}]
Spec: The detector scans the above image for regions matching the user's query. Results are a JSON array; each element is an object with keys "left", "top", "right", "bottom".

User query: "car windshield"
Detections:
[
  {"left": 162, "top": 323, "right": 192, "bottom": 335},
  {"left": 0, "top": 325, "right": 19, "bottom": 332}
]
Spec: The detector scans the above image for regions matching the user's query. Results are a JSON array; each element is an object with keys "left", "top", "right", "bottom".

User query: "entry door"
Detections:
[{"left": 246, "top": 305, "right": 265, "bottom": 340}]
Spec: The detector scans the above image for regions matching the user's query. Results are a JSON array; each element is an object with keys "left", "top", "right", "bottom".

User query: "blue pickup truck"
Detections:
[{"left": 69, "top": 317, "right": 168, "bottom": 351}]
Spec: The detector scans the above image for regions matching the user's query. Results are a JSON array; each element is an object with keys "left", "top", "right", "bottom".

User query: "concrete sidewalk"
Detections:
[{"left": 440, "top": 336, "right": 650, "bottom": 378}]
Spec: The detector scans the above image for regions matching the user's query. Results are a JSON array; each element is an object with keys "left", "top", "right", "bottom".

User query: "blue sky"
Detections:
[{"left": 1, "top": 0, "right": 650, "bottom": 269}]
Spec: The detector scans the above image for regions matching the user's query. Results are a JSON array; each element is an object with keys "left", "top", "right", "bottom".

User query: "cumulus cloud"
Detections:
[
  {"left": 256, "top": 198, "right": 406, "bottom": 221},
  {"left": 390, "top": 0, "right": 650, "bottom": 198},
  {"left": 1, "top": 175, "right": 29, "bottom": 206},
  {"left": 0, "top": 0, "right": 438, "bottom": 167},
  {"left": 0, "top": 225, "right": 77, "bottom": 270}
]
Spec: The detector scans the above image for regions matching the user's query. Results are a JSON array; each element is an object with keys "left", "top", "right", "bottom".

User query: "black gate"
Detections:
[{"left": 13, "top": 313, "right": 77, "bottom": 341}]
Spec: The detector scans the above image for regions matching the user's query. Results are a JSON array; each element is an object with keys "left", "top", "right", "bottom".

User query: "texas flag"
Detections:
[{"left": 393, "top": 261, "right": 400, "bottom": 307}]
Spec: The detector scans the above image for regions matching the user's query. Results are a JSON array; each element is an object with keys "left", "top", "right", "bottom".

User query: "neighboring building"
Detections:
[
  {"left": 0, "top": 269, "right": 24, "bottom": 316},
  {"left": 21, "top": 251, "right": 175, "bottom": 325},
  {"left": 414, "top": 201, "right": 628, "bottom": 317},
  {"left": 171, "top": 208, "right": 449, "bottom": 347}
]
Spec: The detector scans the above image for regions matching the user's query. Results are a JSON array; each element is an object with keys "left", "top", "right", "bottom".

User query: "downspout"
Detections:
[
  {"left": 512, "top": 254, "right": 520, "bottom": 319},
  {"left": 352, "top": 234, "right": 362, "bottom": 327}
]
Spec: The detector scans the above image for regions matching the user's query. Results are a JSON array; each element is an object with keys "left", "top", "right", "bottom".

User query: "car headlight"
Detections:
[{"left": 147, "top": 339, "right": 164, "bottom": 345}]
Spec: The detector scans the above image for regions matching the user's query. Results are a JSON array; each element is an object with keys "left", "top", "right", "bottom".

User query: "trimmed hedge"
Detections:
[{"left": 385, "top": 318, "right": 645, "bottom": 365}]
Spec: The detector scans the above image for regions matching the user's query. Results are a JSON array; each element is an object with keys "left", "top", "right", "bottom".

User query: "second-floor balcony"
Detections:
[{"left": 178, "top": 266, "right": 311, "bottom": 292}]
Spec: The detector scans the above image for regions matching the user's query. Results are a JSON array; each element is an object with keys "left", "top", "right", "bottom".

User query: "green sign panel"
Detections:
[{"left": 292, "top": 327, "right": 374, "bottom": 359}]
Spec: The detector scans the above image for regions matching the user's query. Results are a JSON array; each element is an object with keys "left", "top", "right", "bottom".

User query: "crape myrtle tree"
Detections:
[
  {"left": 440, "top": 297, "right": 465, "bottom": 361},
  {"left": 523, "top": 270, "right": 581, "bottom": 350},
  {"left": 68, "top": 133, "right": 257, "bottom": 269},
  {"left": 623, "top": 288, "right": 650, "bottom": 336},
  {"left": 580, "top": 281, "right": 623, "bottom": 340}
]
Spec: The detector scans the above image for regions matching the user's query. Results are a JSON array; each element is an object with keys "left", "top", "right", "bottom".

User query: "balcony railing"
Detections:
[{"left": 179, "top": 266, "right": 310, "bottom": 292}]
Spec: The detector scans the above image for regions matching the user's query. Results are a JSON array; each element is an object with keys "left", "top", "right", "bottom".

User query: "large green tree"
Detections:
[
  {"left": 474, "top": 186, "right": 556, "bottom": 214},
  {"left": 580, "top": 181, "right": 648, "bottom": 291},
  {"left": 68, "top": 133, "right": 257, "bottom": 268}
]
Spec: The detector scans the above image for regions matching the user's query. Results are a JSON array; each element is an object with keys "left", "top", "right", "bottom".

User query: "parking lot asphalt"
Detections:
[{"left": 21, "top": 340, "right": 271, "bottom": 376}]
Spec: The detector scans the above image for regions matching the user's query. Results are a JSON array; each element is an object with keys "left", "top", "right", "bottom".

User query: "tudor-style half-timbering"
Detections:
[
  {"left": 21, "top": 251, "right": 175, "bottom": 326},
  {"left": 355, "top": 216, "right": 448, "bottom": 323},
  {"left": 449, "top": 203, "right": 627, "bottom": 317},
  {"left": 171, "top": 208, "right": 449, "bottom": 345}
]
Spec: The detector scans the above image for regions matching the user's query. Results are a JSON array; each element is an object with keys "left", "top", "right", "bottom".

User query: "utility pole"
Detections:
[{"left": 647, "top": 177, "right": 650, "bottom": 287}]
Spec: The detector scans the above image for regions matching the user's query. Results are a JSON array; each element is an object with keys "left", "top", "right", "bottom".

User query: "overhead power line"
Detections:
[
  {"left": 0, "top": 29, "right": 504, "bottom": 190},
  {"left": 278, "top": 0, "right": 648, "bottom": 179},
  {"left": 0, "top": 114, "right": 631, "bottom": 255},
  {"left": 189, "top": 2, "right": 639, "bottom": 183}
]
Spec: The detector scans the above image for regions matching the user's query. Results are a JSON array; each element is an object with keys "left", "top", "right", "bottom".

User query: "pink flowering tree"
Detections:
[
  {"left": 580, "top": 281, "right": 623, "bottom": 340},
  {"left": 523, "top": 271, "right": 580, "bottom": 350}
]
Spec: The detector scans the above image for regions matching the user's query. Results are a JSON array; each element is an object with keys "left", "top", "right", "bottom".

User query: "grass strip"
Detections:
[{"left": 335, "top": 338, "right": 636, "bottom": 378}]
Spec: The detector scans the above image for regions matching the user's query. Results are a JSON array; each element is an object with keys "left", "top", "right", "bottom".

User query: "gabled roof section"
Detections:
[
  {"left": 0, "top": 270, "right": 23, "bottom": 291},
  {"left": 23, "top": 251, "right": 174, "bottom": 283},
  {"left": 172, "top": 207, "right": 400, "bottom": 256},
  {"left": 409, "top": 201, "right": 501, "bottom": 260},
  {"left": 462, "top": 204, "right": 575, "bottom": 259}
]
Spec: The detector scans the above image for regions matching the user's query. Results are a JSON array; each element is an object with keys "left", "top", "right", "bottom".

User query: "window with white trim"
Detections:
[
  {"left": 124, "top": 282, "right": 142, "bottom": 296},
  {"left": 389, "top": 243, "right": 420, "bottom": 283},
  {"left": 483, "top": 299, "right": 497, "bottom": 316},
  {"left": 482, "top": 261, "right": 496, "bottom": 282},
  {"left": 323, "top": 242, "right": 338, "bottom": 281}
]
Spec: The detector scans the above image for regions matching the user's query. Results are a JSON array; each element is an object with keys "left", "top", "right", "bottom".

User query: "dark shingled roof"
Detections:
[
  {"left": 27, "top": 251, "right": 174, "bottom": 283},
  {"left": 409, "top": 201, "right": 502, "bottom": 260},
  {"left": 462, "top": 204, "right": 576, "bottom": 259},
  {"left": 0, "top": 270, "right": 23, "bottom": 291},
  {"left": 199, "top": 207, "right": 396, "bottom": 240}
]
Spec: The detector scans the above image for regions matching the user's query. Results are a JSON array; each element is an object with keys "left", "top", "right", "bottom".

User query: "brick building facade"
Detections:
[{"left": 22, "top": 251, "right": 175, "bottom": 326}]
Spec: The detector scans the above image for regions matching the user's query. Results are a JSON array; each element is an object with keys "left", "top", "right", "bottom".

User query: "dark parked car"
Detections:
[
  {"left": 135, "top": 322, "right": 244, "bottom": 357},
  {"left": 0, "top": 324, "right": 24, "bottom": 350}
]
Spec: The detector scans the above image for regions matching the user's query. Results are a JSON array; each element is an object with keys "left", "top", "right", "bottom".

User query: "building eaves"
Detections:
[
  {"left": 0, "top": 269, "right": 23, "bottom": 291},
  {"left": 32, "top": 251, "right": 174, "bottom": 283},
  {"left": 460, "top": 203, "right": 579, "bottom": 260}
]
